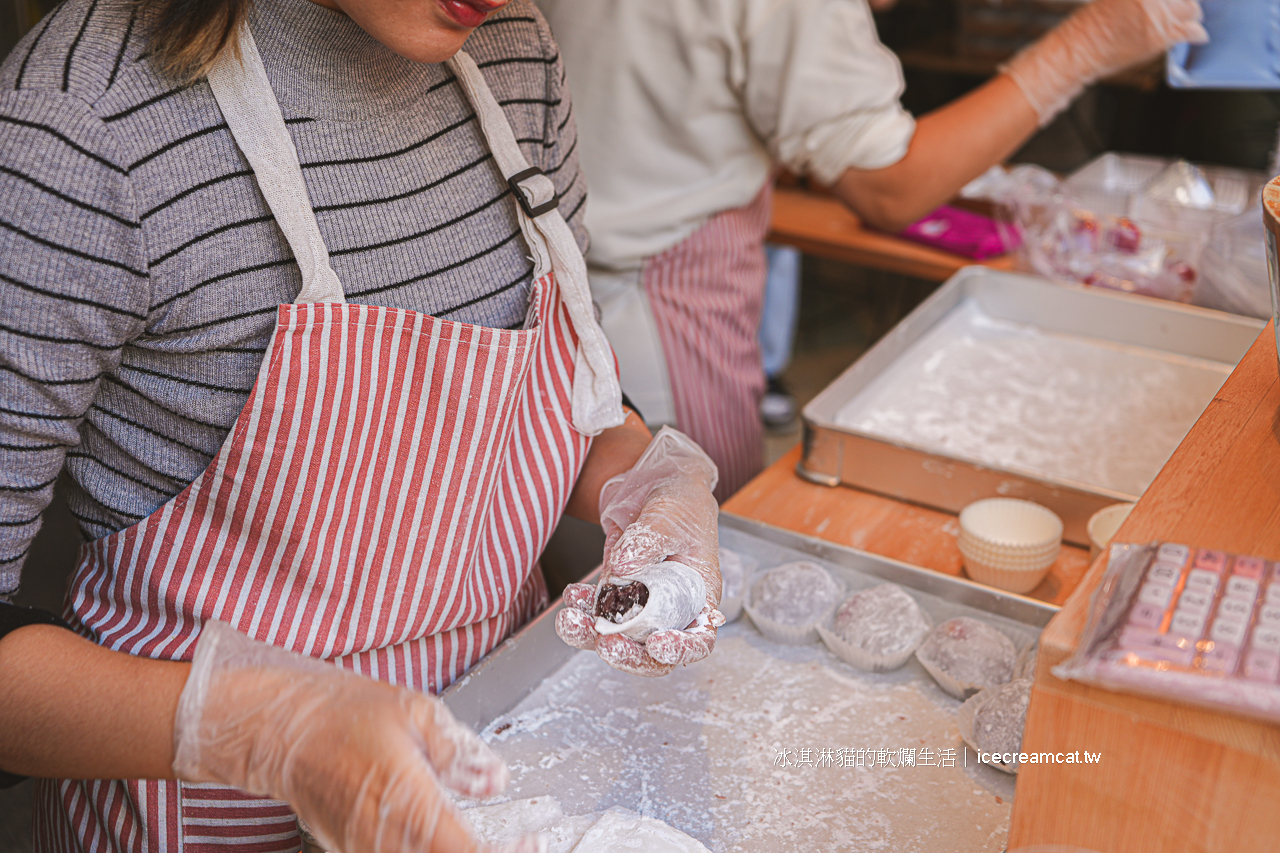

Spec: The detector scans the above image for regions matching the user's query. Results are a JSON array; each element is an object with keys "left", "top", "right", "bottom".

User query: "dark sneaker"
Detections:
[{"left": 761, "top": 376, "right": 798, "bottom": 430}]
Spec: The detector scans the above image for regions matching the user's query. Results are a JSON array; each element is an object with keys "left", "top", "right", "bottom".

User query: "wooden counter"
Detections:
[
  {"left": 768, "top": 185, "right": 1017, "bottom": 283},
  {"left": 1009, "top": 322, "right": 1280, "bottom": 853},
  {"left": 723, "top": 445, "right": 1092, "bottom": 606}
]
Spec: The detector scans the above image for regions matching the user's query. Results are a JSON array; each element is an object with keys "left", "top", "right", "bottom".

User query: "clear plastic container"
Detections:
[
  {"left": 1064, "top": 153, "right": 1265, "bottom": 222},
  {"left": 1199, "top": 205, "right": 1273, "bottom": 319}
]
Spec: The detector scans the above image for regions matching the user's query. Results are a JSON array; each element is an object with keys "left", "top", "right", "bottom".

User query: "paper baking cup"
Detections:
[
  {"left": 1087, "top": 502, "right": 1136, "bottom": 560},
  {"left": 744, "top": 563, "right": 843, "bottom": 645},
  {"left": 817, "top": 586, "right": 931, "bottom": 672},
  {"left": 817, "top": 623, "right": 924, "bottom": 672},
  {"left": 956, "top": 689, "right": 1016, "bottom": 774},
  {"left": 916, "top": 617, "right": 1018, "bottom": 699},
  {"left": 717, "top": 547, "right": 757, "bottom": 624},
  {"left": 959, "top": 498, "right": 1063, "bottom": 594},
  {"left": 956, "top": 680, "right": 1032, "bottom": 775},
  {"left": 745, "top": 600, "right": 837, "bottom": 645}
]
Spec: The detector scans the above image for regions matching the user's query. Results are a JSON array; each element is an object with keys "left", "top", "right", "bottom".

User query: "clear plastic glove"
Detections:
[
  {"left": 172, "top": 620, "right": 536, "bottom": 853},
  {"left": 556, "top": 427, "right": 723, "bottom": 677},
  {"left": 1004, "top": 0, "right": 1207, "bottom": 125}
]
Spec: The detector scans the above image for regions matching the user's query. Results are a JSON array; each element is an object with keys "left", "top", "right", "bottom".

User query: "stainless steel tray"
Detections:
[
  {"left": 443, "top": 516, "right": 1058, "bottom": 852},
  {"left": 798, "top": 267, "right": 1264, "bottom": 545}
]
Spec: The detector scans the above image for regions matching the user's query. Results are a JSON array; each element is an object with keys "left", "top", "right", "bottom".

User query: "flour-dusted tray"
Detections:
[
  {"left": 443, "top": 517, "right": 1057, "bottom": 852},
  {"left": 798, "top": 268, "right": 1264, "bottom": 546}
]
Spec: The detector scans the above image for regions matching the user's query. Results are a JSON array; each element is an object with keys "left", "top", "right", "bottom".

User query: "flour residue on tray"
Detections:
[
  {"left": 833, "top": 302, "right": 1230, "bottom": 496},
  {"left": 478, "top": 628, "right": 1011, "bottom": 853}
]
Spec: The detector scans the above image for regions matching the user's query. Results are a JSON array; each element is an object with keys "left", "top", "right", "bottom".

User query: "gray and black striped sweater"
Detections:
[{"left": 0, "top": 0, "right": 589, "bottom": 596}]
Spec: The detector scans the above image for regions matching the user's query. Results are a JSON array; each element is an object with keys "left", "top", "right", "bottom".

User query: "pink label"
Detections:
[
  {"left": 1218, "top": 596, "right": 1254, "bottom": 622},
  {"left": 1194, "top": 550, "right": 1228, "bottom": 573},
  {"left": 1138, "top": 583, "right": 1174, "bottom": 609},
  {"left": 1186, "top": 569, "right": 1220, "bottom": 593},
  {"left": 1169, "top": 610, "right": 1206, "bottom": 639},
  {"left": 1158, "top": 543, "right": 1191, "bottom": 566},
  {"left": 1252, "top": 626, "right": 1280, "bottom": 654},
  {"left": 1178, "top": 589, "right": 1213, "bottom": 616},
  {"left": 1232, "top": 556, "right": 1266, "bottom": 579},
  {"left": 1210, "top": 618, "right": 1248, "bottom": 646},
  {"left": 1226, "top": 576, "right": 1260, "bottom": 601},
  {"left": 1119, "top": 625, "right": 1162, "bottom": 649},
  {"left": 1243, "top": 649, "right": 1280, "bottom": 682},
  {"left": 1128, "top": 601, "right": 1166, "bottom": 629},
  {"left": 1201, "top": 643, "right": 1241, "bottom": 673},
  {"left": 1147, "top": 562, "right": 1182, "bottom": 586}
]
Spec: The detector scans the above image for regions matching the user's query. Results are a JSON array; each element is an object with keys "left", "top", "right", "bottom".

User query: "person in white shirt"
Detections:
[{"left": 537, "top": 0, "right": 1205, "bottom": 499}]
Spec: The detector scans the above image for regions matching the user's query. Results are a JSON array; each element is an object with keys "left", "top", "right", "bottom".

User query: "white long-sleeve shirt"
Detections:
[{"left": 538, "top": 0, "right": 916, "bottom": 271}]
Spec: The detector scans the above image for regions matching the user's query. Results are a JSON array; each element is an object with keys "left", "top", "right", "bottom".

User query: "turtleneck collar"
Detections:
[{"left": 248, "top": 0, "right": 448, "bottom": 121}]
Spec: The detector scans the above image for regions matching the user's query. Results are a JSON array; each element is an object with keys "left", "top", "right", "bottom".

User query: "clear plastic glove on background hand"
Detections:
[
  {"left": 173, "top": 621, "right": 535, "bottom": 853},
  {"left": 1004, "top": 0, "right": 1207, "bottom": 124},
  {"left": 556, "top": 427, "right": 723, "bottom": 677}
]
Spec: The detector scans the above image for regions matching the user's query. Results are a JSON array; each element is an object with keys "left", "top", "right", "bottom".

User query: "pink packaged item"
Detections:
[
  {"left": 1054, "top": 542, "right": 1280, "bottom": 723},
  {"left": 897, "top": 205, "right": 1019, "bottom": 260}
]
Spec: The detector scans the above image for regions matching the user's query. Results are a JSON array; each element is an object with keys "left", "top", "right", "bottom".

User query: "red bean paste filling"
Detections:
[{"left": 595, "top": 581, "right": 650, "bottom": 623}]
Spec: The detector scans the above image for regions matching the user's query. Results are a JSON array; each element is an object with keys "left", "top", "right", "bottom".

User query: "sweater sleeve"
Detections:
[{"left": 0, "top": 89, "right": 149, "bottom": 596}]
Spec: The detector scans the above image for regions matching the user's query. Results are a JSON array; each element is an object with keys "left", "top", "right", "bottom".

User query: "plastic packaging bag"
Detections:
[
  {"left": 1054, "top": 542, "right": 1280, "bottom": 723},
  {"left": 962, "top": 156, "right": 1269, "bottom": 308},
  {"left": 1198, "top": 205, "right": 1274, "bottom": 319}
]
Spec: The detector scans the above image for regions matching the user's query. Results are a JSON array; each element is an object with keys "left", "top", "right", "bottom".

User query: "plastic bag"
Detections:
[
  {"left": 963, "top": 157, "right": 1269, "bottom": 309},
  {"left": 1197, "top": 205, "right": 1274, "bottom": 319},
  {"left": 1054, "top": 542, "right": 1280, "bottom": 724}
]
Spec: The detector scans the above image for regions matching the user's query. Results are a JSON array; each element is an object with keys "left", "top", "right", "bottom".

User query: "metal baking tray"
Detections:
[
  {"left": 798, "top": 268, "right": 1264, "bottom": 545},
  {"left": 443, "top": 516, "right": 1057, "bottom": 852}
]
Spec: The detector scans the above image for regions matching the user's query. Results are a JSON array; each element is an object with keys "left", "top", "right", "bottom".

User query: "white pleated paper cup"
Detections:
[
  {"left": 956, "top": 688, "right": 1021, "bottom": 775},
  {"left": 817, "top": 623, "right": 922, "bottom": 672},
  {"left": 744, "top": 601, "right": 835, "bottom": 645},
  {"left": 719, "top": 587, "right": 746, "bottom": 624},
  {"left": 1086, "top": 502, "right": 1136, "bottom": 560},
  {"left": 957, "top": 679, "right": 1032, "bottom": 775},
  {"left": 717, "top": 547, "right": 756, "bottom": 624},
  {"left": 744, "top": 562, "right": 843, "bottom": 645},
  {"left": 958, "top": 499, "right": 1062, "bottom": 594}
]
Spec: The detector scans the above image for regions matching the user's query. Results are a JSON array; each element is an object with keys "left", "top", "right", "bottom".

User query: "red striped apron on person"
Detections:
[
  {"left": 640, "top": 181, "right": 773, "bottom": 502},
  {"left": 32, "top": 32, "right": 622, "bottom": 853}
]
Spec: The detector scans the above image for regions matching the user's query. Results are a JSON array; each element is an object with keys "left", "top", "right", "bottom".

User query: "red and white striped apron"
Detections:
[
  {"left": 34, "top": 31, "right": 621, "bottom": 853},
  {"left": 640, "top": 181, "right": 773, "bottom": 501}
]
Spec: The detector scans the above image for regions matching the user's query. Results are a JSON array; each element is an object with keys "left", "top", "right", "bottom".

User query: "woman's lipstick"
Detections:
[{"left": 437, "top": 0, "right": 504, "bottom": 28}]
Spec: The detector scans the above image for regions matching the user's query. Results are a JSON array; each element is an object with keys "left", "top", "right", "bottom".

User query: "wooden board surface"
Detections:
[
  {"left": 723, "top": 445, "right": 1092, "bottom": 606},
  {"left": 1010, "top": 322, "right": 1280, "bottom": 853},
  {"left": 767, "top": 186, "right": 1016, "bottom": 283}
]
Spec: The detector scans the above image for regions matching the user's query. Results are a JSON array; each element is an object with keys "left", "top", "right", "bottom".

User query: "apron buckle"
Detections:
[{"left": 507, "top": 167, "right": 559, "bottom": 218}]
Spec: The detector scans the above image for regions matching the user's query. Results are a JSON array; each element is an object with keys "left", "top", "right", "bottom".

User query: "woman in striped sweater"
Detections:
[{"left": 0, "top": 0, "right": 722, "bottom": 850}]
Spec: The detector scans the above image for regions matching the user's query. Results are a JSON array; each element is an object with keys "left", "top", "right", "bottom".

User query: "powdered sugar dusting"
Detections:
[
  {"left": 833, "top": 303, "right": 1230, "bottom": 496},
  {"left": 476, "top": 623, "right": 1013, "bottom": 852}
]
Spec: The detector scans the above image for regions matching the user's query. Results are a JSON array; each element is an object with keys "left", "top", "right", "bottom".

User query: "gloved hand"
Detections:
[
  {"left": 1003, "top": 0, "right": 1207, "bottom": 125},
  {"left": 172, "top": 620, "right": 535, "bottom": 853},
  {"left": 556, "top": 427, "right": 723, "bottom": 677}
]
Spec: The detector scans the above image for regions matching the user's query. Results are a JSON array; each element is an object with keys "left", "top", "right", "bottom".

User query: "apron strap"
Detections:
[
  {"left": 447, "top": 51, "right": 624, "bottom": 436},
  {"left": 207, "top": 28, "right": 346, "bottom": 306}
]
